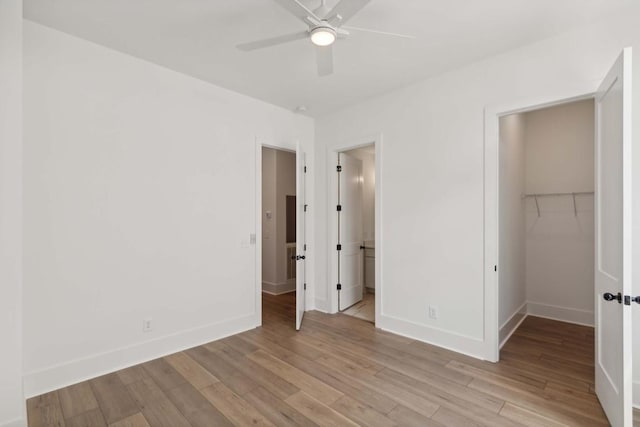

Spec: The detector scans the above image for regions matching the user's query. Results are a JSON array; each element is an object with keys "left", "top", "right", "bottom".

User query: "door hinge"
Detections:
[
  {"left": 337, "top": 204, "right": 342, "bottom": 211},
  {"left": 494, "top": 265, "right": 497, "bottom": 272},
  {"left": 337, "top": 244, "right": 342, "bottom": 251},
  {"left": 337, "top": 283, "right": 342, "bottom": 290},
  {"left": 337, "top": 165, "right": 342, "bottom": 172},
  {"left": 304, "top": 283, "right": 307, "bottom": 290},
  {"left": 304, "top": 204, "right": 308, "bottom": 212},
  {"left": 303, "top": 244, "right": 306, "bottom": 251},
  {"left": 304, "top": 166, "right": 307, "bottom": 173}
]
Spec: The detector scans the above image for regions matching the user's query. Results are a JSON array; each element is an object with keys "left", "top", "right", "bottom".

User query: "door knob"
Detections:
[{"left": 603, "top": 292, "right": 622, "bottom": 303}]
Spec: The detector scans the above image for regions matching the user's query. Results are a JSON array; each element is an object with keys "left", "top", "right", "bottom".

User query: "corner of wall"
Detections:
[
  {"left": 313, "top": 298, "right": 329, "bottom": 313},
  {"left": 499, "top": 302, "right": 528, "bottom": 348},
  {"left": 526, "top": 302, "right": 594, "bottom": 327}
]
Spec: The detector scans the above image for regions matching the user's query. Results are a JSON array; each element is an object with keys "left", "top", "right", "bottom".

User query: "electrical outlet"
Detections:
[
  {"left": 428, "top": 305, "right": 439, "bottom": 320},
  {"left": 143, "top": 318, "right": 153, "bottom": 333}
]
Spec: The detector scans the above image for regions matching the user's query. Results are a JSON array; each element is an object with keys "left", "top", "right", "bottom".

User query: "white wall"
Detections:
[
  {"left": 0, "top": 1, "right": 24, "bottom": 425},
  {"left": 524, "top": 100, "right": 595, "bottom": 325},
  {"left": 261, "top": 147, "right": 296, "bottom": 294},
  {"left": 314, "top": 3, "right": 640, "bottom": 384},
  {"left": 498, "top": 114, "right": 526, "bottom": 345},
  {"left": 23, "top": 21, "right": 314, "bottom": 397}
]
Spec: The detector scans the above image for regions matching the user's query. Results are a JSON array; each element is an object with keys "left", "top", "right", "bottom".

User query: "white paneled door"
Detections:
[
  {"left": 338, "top": 152, "right": 364, "bottom": 311},
  {"left": 295, "top": 144, "right": 307, "bottom": 331},
  {"left": 594, "top": 48, "right": 633, "bottom": 427}
]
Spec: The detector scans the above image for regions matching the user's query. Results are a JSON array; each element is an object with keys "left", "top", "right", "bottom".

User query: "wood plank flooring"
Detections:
[
  {"left": 342, "top": 293, "right": 374, "bottom": 323},
  {"left": 28, "top": 292, "right": 623, "bottom": 426}
]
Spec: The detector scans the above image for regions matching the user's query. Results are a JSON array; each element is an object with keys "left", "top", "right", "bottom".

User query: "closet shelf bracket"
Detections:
[{"left": 523, "top": 191, "right": 594, "bottom": 218}]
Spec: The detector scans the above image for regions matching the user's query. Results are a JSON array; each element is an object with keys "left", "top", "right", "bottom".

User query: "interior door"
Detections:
[
  {"left": 295, "top": 144, "right": 307, "bottom": 330},
  {"left": 338, "top": 152, "right": 364, "bottom": 311},
  {"left": 594, "top": 47, "right": 632, "bottom": 427}
]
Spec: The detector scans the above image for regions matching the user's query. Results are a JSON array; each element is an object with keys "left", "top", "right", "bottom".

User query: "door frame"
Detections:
[
  {"left": 254, "top": 138, "right": 298, "bottom": 327},
  {"left": 483, "top": 82, "right": 600, "bottom": 362},
  {"left": 327, "top": 133, "right": 383, "bottom": 325}
]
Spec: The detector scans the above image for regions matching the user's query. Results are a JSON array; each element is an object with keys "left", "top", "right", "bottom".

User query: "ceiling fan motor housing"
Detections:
[{"left": 310, "top": 24, "right": 337, "bottom": 46}]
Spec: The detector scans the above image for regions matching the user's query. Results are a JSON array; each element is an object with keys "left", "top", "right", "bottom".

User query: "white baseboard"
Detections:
[
  {"left": 526, "top": 301, "right": 594, "bottom": 327},
  {"left": 313, "top": 298, "right": 329, "bottom": 313},
  {"left": 261, "top": 289, "right": 295, "bottom": 296},
  {"left": 499, "top": 302, "right": 528, "bottom": 348},
  {"left": 262, "top": 281, "right": 295, "bottom": 295},
  {"left": 0, "top": 418, "right": 25, "bottom": 427},
  {"left": 23, "top": 313, "right": 258, "bottom": 398},
  {"left": 377, "top": 314, "right": 489, "bottom": 361},
  {"left": 634, "top": 381, "right": 640, "bottom": 409}
]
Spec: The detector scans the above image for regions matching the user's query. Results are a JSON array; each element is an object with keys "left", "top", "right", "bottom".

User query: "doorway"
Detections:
[
  {"left": 498, "top": 98, "right": 595, "bottom": 348},
  {"left": 259, "top": 145, "right": 307, "bottom": 329},
  {"left": 334, "top": 143, "right": 377, "bottom": 323},
  {"left": 486, "top": 46, "right": 633, "bottom": 427}
]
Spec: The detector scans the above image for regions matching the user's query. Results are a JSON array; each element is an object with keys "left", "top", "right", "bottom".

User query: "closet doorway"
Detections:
[
  {"left": 498, "top": 98, "right": 595, "bottom": 347},
  {"left": 332, "top": 142, "right": 377, "bottom": 324},
  {"left": 486, "top": 49, "right": 633, "bottom": 426}
]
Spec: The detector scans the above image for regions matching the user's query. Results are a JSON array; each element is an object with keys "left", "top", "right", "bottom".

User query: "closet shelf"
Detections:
[
  {"left": 523, "top": 191, "right": 594, "bottom": 197},
  {"left": 523, "top": 191, "right": 594, "bottom": 217}
]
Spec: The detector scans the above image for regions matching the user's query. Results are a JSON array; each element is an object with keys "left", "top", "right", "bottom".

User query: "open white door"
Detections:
[
  {"left": 338, "top": 152, "right": 364, "bottom": 311},
  {"left": 594, "top": 47, "right": 632, "bottom": 427},
  {"left": 295, "top": 144, "right": 307, "bottom": 330}
]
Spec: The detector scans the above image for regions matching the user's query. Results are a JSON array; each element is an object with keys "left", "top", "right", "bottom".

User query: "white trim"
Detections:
[
  {"left": 484, "top": 80, "right": 601, "bottom": 362},
  {"left": 327, "top": 134, "right": 383, "bottom": 327},
  {"left": 23, "top": 313, "right": 257, "bottom": 399},
  {"left": 377, "top": 314, "right": 490, "bottom": 361},
  {"left": 499, "top": 302, "right": 528, "bottom": 348},
  {"left": 254, "top": 138, "right": 263, "bottom": 328},
  {"left": 634, "top": 382, "right": 640, "bottom": 409},
  {"left": 527, "top": 302, "right": 594, "bottom": 327},
  {"left": 261, "top": 280, "right": 296, "bottom": 295},
  {"left": 0, "top": 419, "right": 25, "bottom": 427},
  {"left": 314, "top": 298, "right": 329, "bottom": 313},
  {"left": 262, "top": 289, "right": 295, "bottom": 296}
]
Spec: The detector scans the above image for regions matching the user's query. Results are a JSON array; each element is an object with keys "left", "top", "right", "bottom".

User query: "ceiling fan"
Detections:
[{"left": 237, "top": 0, "right": 415, "bottom": 76}]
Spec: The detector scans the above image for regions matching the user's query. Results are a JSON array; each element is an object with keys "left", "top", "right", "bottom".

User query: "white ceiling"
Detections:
[{"left": 24, "top": 0, "right": 632, "bottom": 116}]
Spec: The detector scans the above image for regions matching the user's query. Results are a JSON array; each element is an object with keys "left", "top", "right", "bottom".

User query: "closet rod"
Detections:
[
  {"left": 523, "top": 191, "right": 594, "bottom": 217},
  {"left": 523, "top": 191, "right": 594, "bottom": 198}
]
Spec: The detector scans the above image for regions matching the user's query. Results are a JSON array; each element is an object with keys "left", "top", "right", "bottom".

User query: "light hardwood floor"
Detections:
[
  {"left": 342, "top": 292, "right": 374, "bottom": 323},
  {"left": 28, "top": 292, "right": 626, "bottom": 426}
]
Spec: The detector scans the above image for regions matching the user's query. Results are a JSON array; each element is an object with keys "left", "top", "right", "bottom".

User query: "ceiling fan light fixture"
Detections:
[{"left": 310, "top": 26, "right": 336, "bottom": 46}]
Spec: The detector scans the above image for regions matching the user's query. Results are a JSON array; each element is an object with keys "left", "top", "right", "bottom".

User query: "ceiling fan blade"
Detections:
[
  {"left": 237, "top": 31, "right": 309, "bottom": 51},
  {"left": 316, "top": 44, "right": 334, "bottom": 76},
  {"left": 325, "top": 0, "right": 370, "bottom": 26},
  {"left": 342, "top": 25, "right": 416, "bottom": 39},
  {"left": 271, "top": 0, "right": 321, "bottom": 26}
]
